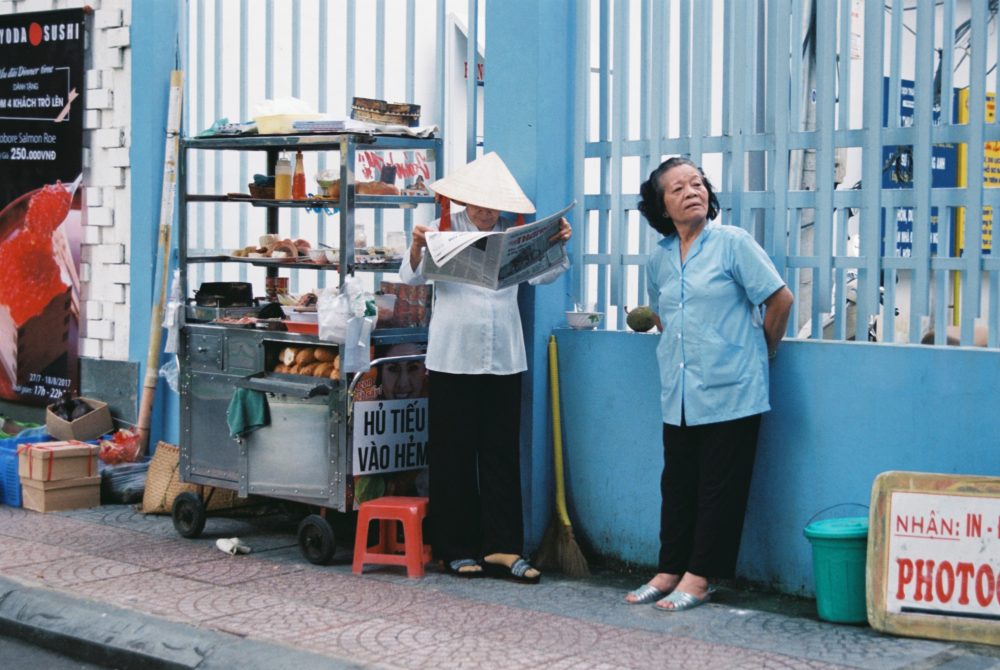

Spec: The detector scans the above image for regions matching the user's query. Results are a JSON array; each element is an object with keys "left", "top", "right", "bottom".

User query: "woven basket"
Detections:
[{"left": 141, "top": 441, "right": 241, "bottom": 514}]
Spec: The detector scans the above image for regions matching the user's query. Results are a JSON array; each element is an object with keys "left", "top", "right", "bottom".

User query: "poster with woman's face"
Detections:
[
  {"left": 0, "top": 9, "right": 85, "bottom": 405},
  {"left": 352, "top": 343, "right": 429, "bottom": 504}
]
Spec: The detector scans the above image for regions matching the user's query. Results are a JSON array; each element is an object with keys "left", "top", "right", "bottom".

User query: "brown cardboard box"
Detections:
[
  {"left": 18, "top": 441, "right": 99, "bottom": 482},
  {"left": 45, "top": 397, "right": 113, "bottom": 441},
  {"left": 20, "top": 475, "right": 100, "bottom": 513}
]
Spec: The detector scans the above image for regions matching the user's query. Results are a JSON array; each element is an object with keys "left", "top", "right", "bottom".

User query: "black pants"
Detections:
[
  {"left": 658, "top": 413, "right": 761, "bottom": 579},
  {"left": 427, "top": 370, "right": 524, "bottom": 562}
]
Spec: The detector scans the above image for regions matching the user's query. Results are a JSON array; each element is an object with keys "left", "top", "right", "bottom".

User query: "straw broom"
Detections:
[{"left": 535, "top": 335, "right": 590, "bottom": 577}]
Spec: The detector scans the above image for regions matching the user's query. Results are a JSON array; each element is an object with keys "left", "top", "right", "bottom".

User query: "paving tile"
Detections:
[
  {"left": 0, "top": 535, "right": 83, "bottom": 567},
  {"left": 161, "top": 552, "right": 305, "bottom": 586},
  {"left": 3, "top": 553, "right": 147, "bottom": 587},
  {"left": 68, "top": 570, "right": 284, "bottom": 624}
]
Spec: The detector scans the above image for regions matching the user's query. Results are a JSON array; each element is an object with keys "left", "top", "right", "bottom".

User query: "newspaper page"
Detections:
[{"left": 423, "top": 202, "right": 573, "bottom": 290}]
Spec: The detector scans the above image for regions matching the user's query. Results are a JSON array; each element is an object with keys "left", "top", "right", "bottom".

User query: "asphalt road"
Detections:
[{"left": 0, "top": 632, "right": 114, "bottom": 668}]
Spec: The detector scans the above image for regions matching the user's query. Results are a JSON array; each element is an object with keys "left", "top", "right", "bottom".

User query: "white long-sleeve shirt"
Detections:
[{"left": 398, "top": 209, "right": 568, "bottom": 375}]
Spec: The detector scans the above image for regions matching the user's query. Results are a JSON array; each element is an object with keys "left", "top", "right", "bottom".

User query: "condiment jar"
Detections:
[
  {"left": 292, "top": 150, "right": 307, "bottom": 199},
  {"left": 274, "top": 154, "right": 292, "bottom": 200}
]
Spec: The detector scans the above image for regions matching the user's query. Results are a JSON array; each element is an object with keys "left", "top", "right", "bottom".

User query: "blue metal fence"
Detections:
[{"left": 577, "top": 0, "right": 1000, "bottom": 347}]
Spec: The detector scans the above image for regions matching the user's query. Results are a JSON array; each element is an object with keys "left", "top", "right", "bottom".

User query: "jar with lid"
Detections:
[{"left": 274, "top": 154, "right": 292, "bottom": 200}]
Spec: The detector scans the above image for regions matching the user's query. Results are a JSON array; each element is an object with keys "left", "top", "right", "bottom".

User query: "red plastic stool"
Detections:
[{"left": 352, "top": 496, "right": 432, "bottom": 578}]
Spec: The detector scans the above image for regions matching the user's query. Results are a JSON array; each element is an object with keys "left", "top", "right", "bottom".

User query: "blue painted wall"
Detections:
[
  {"left": 485, "top": 1, "right": 577, "bottom": 546},
  {"left": 556, "top": 331, "right": 1000, "bottom": 595},
  {"left": 130, "top": 2, "right": 180, "bottom": 447}
]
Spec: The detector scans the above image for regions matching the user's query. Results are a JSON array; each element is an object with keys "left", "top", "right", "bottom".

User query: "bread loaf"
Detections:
[
  {"left": 294, "top": 348, "right": 316, "bottom": 365},
  {"left": 274, "top": 363, "right": 288, "bottom": 373},
  {"left": 313, "top": 362, "right": 332, "bottom": 377},
  {"left": 280, "top": 347, "right": 298, "bottom": 367},
  {"left": 299, "top": 362, "right": 319, "bottom": 376},
  {"left": 314, "top": 347, "right": 337, "bottom": 362},
  {"left": 358, "top": 181, "right": 400, "bottom": 196}
]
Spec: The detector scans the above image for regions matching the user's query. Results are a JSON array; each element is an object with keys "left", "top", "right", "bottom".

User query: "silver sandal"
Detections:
[{"left": 625, "top": 583, "right": 670, "bottom": 604}]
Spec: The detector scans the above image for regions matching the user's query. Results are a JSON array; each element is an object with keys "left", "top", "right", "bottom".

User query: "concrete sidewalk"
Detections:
[{"left": 0, "top": 504, "right": 997, "bottom": 670}]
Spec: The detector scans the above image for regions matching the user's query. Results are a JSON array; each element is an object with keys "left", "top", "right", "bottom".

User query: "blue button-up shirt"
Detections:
[{"left": 647, "top": 221, "right": 786, "bottom": 426}]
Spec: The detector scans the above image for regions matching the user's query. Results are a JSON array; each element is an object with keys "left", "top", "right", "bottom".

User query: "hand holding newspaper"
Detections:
[{"left": 423, "top": 202, "right": 574, "bottom": 290}]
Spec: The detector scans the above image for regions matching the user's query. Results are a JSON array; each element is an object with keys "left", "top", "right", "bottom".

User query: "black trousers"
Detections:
[
  {"left": 658, "top": 413, "right": 761, "bottom": 579},
  {"left": 427, "top": 370, "right": 524, "bottom": 562}
]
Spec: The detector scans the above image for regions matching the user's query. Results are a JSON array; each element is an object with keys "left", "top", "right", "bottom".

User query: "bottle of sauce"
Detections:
[
  {"left": 292, "top": 150, "right": 307, "bottom": 199},
  {"left": 274, "top": 154, "right": 292, "bottom": 200}
]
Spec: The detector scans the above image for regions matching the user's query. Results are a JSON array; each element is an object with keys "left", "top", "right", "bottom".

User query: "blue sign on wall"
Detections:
[{"left": 880, "top": 78, "right": 957, "bottom": 257}]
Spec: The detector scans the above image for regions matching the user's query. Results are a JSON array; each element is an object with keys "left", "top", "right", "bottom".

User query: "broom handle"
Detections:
[{"left": 548, "top": 335, "right": 573, "bottom": 527}]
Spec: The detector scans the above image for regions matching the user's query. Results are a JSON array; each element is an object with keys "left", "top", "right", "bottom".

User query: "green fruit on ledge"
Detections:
[{"left": 626, "top": 306, "right": 656, "bottom": 332}]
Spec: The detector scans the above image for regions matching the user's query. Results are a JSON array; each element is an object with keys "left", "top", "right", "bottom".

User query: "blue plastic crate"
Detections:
[
  {"left": 0, "top": 428, "right": 54, "bottom": 508},
  {"left": 0, "top": 445, "right": 20, "bottom": 507}
]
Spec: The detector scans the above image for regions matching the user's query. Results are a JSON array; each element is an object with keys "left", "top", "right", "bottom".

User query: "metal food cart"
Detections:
[{"left": 174, "top": 132, "right": 438, "bottom": 564}]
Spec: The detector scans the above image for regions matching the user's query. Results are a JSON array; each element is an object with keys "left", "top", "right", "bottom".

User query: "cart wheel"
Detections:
[
  {"left": 172, "top": 492, "right": 207, "bottom": 539},
  {"left": 298, "top": 514, "right": 336, "bottom": 565}
]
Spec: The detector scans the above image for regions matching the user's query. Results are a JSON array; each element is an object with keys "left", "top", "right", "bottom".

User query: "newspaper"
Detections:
[{"left": 422, "top": 202, "right": 574, "bottom": 290}]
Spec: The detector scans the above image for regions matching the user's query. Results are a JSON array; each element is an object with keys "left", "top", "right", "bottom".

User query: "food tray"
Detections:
[
  {"left": 186, "top": 304, "right": 259, "bottom": 322},
  {"left": 351, "top": 97, "right": 421, "bottom": 127},
  {"left": 284, "top": 321, "right": 319, "bottom": 335}
]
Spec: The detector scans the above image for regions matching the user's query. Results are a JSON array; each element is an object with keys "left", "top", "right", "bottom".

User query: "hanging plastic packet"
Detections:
[{"left": 162, "top": 268, "right": 182, "bottom": 354}]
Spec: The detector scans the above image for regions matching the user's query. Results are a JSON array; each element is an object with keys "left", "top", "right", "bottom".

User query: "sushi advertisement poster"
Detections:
[{"left": 0, "top": 8, "right": 85, "bottom": 405}]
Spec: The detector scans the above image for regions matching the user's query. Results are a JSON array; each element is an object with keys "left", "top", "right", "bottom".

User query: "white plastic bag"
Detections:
[
  {"left": 158, "top": 354, "right": 180, "bottom": 394},
  {"left": 341, "top": 316, "right": 374, "bottom": 373},
  {"left": 318, "top": 277, "right": 370, "bottom": 342}
]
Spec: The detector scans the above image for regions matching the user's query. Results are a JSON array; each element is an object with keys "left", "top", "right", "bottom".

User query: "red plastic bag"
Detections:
[{"left": 99, "top": 429, "right": 140, "bottom": 465}]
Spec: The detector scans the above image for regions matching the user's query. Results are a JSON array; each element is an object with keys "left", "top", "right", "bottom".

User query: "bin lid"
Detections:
[{"left": 803, "top": 516, "right": 869, "bottom": 540}]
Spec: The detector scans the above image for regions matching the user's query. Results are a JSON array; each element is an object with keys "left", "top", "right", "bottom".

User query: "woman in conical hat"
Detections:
[{"left": 399, "top": 152, "right": 572, "bottom": 583}]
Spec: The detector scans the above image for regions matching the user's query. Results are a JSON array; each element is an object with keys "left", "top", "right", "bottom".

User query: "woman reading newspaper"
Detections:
[{"left": 399, "top": 152, "right": 572, "bottom": 582}]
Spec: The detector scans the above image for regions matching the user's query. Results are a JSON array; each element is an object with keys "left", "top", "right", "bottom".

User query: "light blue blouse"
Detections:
[
  {"left": 399, "top": 209, "right": 568, "bottom": 375},
  {"left": 647, "top": 221, "right": 786, "bottom": 426}
]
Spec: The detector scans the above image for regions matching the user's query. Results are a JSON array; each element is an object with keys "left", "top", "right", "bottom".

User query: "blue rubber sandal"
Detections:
[{"left": 654, "top": 589, "right": 711, "bottom": 612}]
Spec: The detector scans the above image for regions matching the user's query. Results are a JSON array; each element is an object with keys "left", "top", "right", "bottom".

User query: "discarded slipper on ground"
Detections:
[
  {"left": 625, "top": 583, "right": 671, "bottom": 604},
  {"left": 654, "top": 589, "right": 711, "bottom": 612},
  {"left": 215, "top": 537, "right": 251, "bottom": 555},
  {"left": 482, "top": 556, "right": 541, "bottom": 584},
  {"left": 444, "top": 558, "right": 484, "bottom": 578}
]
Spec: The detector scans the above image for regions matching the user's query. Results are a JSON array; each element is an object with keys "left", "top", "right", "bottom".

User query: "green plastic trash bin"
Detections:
[{"left": 803, "top": 516, "right": 869, "bottom": 624}]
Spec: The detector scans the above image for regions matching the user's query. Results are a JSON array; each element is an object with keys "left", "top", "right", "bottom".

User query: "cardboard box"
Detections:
[
  {"left": 18, "top": 441, "right": 99, "bottom": 482},
  {"left": 20, "top": 475, "right": 100, "bottom": 513},
  {"left": 45, "top": 397, "right": 113, "bottom": 441}
]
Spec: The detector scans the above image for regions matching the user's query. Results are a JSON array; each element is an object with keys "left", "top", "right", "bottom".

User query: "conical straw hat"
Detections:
[{"left": 429, "top": 152, "right": 535, "bottom": 214}]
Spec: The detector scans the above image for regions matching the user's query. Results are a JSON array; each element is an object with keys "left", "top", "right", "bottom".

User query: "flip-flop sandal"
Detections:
[
  {"left": 444, "top": 558, "right": 484, "bottom": 578},
  {"left": 482, "top": 556, "right": 541, "bottom": 584},
  {"left": 653, "top": 589, "right": 711, "bottom": 612},
  {"left": 625, "top": 583, "right": 671, "bottom": 604}
]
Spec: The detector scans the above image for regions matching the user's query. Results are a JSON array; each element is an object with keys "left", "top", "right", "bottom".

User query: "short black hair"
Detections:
[{"left": 637, "top": 157, "right": 720, "bottom": 236}]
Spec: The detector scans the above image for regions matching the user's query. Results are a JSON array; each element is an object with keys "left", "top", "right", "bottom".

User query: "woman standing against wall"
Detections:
[{"left": 625, "top": 157, "right": 793, "bottom": 611}]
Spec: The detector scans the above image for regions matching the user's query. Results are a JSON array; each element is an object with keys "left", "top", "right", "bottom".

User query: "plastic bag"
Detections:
[
  {"left": 341, "top": 316, "right": 374, "bottom": 373},
  {"left": 318, "top": 277, "right": 369, "bottom": 342},
  {"left": 100, "top": 459, "right": 149, "bottom": 504},
  {"left": 159, "top": 354, "right": 179, "bottom": 394},
  {"left": 98, "top": 429, "right": 141, "bottom": 465},
  {"left": 162, "top": 269, "right": 182, "bottom": 354}
]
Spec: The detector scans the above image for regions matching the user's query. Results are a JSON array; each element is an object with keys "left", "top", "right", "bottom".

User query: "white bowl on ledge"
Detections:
[{"left": 566, "top": 311, "right": 603, "bottom": 329}]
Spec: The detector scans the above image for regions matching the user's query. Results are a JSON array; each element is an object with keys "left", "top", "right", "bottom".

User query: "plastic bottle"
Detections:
[
  {"left": 274, "top": 154, "right": 292, "bottom": 200},
  {"left": 292, "top": 150, "right": 307, "bottom": 199}
]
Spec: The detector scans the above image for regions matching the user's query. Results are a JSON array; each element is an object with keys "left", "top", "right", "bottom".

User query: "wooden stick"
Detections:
[{"left": 136, "top": 70, "right": 184, "bottom": 457}]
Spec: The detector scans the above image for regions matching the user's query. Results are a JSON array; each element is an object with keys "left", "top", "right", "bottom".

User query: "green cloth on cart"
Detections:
[{"left": 227, "top": 388, "right": 270, "bottom": 438}]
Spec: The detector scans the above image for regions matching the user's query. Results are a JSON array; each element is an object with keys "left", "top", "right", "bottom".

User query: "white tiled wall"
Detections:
[{"left": 6, "top": 0, "right": 132, "bottom": 361}]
